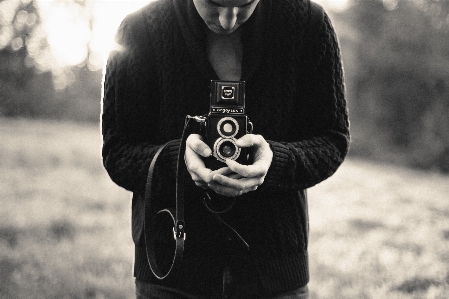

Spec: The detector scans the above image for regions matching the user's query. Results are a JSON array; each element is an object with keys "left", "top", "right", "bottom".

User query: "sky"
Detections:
[{"left": 35, "top": 0, "right": 348, "bottom": 72}]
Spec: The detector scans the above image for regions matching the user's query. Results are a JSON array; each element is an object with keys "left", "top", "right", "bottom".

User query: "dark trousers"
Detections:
[{"left": 136, "top": 267, "right": 309, "bottom": 299}]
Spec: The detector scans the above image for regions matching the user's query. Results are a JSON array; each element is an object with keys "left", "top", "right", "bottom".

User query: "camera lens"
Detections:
[
  {"left": 217, "top": 117, "right": 239, "bottom": 138},
  {"left": 223, "top": 123, "right": 233, "bottom": 134},
  {"left": 213, "top": 138, "right": 241, "bottom": 162},
  {"left": 219, "top": 141, "right": 236, "bottom": 158}
]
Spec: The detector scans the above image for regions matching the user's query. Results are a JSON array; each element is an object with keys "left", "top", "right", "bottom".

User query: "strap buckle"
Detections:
[{"left": 173, "top": 222, "right": 186, "bottom": 241}]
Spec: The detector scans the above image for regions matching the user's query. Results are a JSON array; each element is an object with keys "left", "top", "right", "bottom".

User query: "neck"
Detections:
[{"left": 207, "top": 29, "right": 243, "bottom": 81}]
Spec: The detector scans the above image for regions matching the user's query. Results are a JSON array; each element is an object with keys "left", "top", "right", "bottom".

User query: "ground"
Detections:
[{"left": 1, "top": 118, "right": 448, "bottom": 299}]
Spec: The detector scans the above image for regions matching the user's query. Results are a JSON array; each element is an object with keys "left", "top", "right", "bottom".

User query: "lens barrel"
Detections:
[{"left": 213, "top": 137, "right": 240, "bottom": 162}]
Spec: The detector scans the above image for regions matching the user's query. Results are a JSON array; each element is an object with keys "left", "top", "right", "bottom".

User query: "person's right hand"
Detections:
[{"left": 184, "top": 134, "right": 216, "bottom": 189}]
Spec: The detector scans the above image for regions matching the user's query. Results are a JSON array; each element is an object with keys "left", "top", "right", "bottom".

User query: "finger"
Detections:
[
  {"left": 212, "top": 174, "right": 264, "bottom": 191},
  {"left": 208, "top": 180, "right": 258, "bottom": 196},
  {"left": 211, "top": 166, "right": 243, "bottom": 179},
  {"left": 184, "top": 146, "right": 205, "bottom": 171},
  {"left": 208, "top": 181, "right": 242, "bottom": 197},
  {"left": 185, "top": 147, "right": 213, "bottom": 183},
  {"left": 211, "top": 167, "right": 234, "bottom": 176},
  {"left": 235, "top": 134, "right": 267, "bottom": 148},
  {"left": 235, "top": 134, "right": 257, "bottom": 148},
  {"left": 189, "top": 171, "right": 209, "bottom": 189},
  {"left": 225, "top": 158, "right": 268, "bottom": 178},
  {"left": 186, "top": 134, "right": 212, "bottom": 157},
  {"left": 228, "top": 173, "right": 243, "bottom": 180},
  {"left": 240, "top": 185, "right": 259, "bottom": 194}
]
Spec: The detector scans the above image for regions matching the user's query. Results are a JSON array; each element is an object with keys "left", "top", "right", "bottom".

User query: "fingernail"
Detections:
[{"left": 203, "top": 148, "right": 212, "bottom": 157}]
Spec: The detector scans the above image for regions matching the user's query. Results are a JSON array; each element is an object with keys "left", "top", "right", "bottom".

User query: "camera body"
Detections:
[{"left": 200, "top": 80, "right": 253, "bottom": 170}]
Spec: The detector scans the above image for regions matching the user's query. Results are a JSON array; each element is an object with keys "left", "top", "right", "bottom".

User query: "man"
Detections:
[{"left": 101, "top": 0, "right": 349, "bottom": 298}]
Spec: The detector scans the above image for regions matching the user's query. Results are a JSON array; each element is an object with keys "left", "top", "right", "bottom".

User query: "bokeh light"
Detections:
[
  {"left": 36, "top": 0, "right": 151, "bottom": 72},
  {"left": 33, "top": 0, "right": 348, "bottom": 73}
]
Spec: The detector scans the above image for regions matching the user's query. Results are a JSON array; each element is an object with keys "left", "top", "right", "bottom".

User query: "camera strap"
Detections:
[
  {"left": 203, "top": 192, "right": 250, "bottom": 251},
  {"left": 144, "top": 116, "right": 194, "bottom": 280}
]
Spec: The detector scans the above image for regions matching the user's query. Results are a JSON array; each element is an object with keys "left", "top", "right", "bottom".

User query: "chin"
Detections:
[{"left": 208, "top": 24, "right": 240, "bottom": 35}]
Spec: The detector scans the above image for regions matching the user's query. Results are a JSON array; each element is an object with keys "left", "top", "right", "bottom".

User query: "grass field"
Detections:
[{"left": 1, "top": 118, "right": 448, "bottom": 299}]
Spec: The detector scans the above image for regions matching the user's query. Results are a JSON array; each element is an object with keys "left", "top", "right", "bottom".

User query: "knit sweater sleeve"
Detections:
[
  {"left": 101, "top": 11, "right": 179, "bottom": 193},
  {"left": 263, "top": 12, "right": 350, "bottom": 190}
]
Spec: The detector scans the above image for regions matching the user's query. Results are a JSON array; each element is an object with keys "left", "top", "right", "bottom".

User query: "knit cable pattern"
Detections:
[{"left": 101, "top": 0, "right": 349, "bottom": 295}]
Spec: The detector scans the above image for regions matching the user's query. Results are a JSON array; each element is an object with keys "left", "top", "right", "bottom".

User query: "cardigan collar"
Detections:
[{"left": 173, "top": 0, "right": 272, "bottom": 81}]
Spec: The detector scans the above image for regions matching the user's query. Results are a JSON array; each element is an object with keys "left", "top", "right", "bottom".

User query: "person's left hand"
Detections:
[{"left": 208, "top": 134, "right": 273, "bottom": 197}]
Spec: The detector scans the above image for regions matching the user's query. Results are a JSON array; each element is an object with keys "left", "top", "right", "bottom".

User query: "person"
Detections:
[{"left": 101, "top": 0, "right": 350, "bottom": 298}]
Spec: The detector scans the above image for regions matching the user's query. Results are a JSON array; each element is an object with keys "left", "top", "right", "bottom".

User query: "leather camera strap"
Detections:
[{"left": 144, "top": 117, "right": 191, "bottom": 280}]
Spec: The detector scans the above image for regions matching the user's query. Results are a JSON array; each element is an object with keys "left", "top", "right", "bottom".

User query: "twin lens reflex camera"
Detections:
[{"left": 195, "top": 80, "right": 253, "bottom": 170}]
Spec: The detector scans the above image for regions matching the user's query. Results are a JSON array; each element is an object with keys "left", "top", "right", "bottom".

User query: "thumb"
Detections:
[{"left": 235, "top": 134, "right": 257, "bottom": 148}]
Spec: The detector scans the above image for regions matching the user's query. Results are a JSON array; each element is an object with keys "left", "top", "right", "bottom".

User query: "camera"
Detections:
[{"left": 197, "top": 80, "right": 253, "bottom": 170}]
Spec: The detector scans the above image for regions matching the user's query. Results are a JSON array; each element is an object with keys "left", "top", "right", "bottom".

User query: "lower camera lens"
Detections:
[
  {"left": 213, "top": 138, "right": 241, "bottom": 162},
  {"left": 219, "top": 141, "right": 236, "bottom": 158}
]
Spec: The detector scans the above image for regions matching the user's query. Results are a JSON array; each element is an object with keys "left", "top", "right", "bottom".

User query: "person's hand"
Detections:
[
  {"left": 185, "top": 134, "right": 226, "bottom": 189},
  {"left": 209, "top": 134, "right": 273, "bottom": 197}
]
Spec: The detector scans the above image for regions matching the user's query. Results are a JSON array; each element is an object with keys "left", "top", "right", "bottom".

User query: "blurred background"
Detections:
[
  {"left": 1, "top": 0, "right": 449, "bottom": 171},
  {"left": 1, "top": 0, "right": 449, "bottom": 298}
]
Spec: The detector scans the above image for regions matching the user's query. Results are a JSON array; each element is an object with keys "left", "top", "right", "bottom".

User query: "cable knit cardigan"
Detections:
[{"left": 101, "top": 0, "right": 349, "bottom": 296}]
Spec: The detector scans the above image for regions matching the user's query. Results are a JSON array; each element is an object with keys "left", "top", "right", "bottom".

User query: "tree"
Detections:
[
  {"left": 343, "top": 0, "right": 449, "bottom": 172},
  {"left": 0, "top": 0, "right": 54, "bottom": 117},
  {"left": 0, "top": 0, "right": 102, "bottom": 120}
]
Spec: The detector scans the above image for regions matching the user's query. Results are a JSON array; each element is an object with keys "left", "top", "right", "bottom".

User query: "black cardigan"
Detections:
[{"left": 102, "top": 0, "right": 349, "bottom": 296}]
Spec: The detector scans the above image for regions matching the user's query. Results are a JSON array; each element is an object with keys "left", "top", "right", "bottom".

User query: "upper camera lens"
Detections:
[
  {"left": 223, "top": 123, "right": 233, "bottom": 134},
  {"left": 217, "top": 117, "right": 239, "bottom": 138}
]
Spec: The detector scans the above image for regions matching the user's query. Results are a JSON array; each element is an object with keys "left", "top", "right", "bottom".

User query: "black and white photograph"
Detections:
[{"left": 1, "top": 0, "right": 448, "bottom": 298}]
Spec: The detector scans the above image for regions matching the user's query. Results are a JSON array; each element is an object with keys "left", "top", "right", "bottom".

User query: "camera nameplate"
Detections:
[
  {"left": 211, "top": 108, "right": 244, "bottom": 114},
  {"left": 221, "top": 86, "right": 235, "bottom": 100}
]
